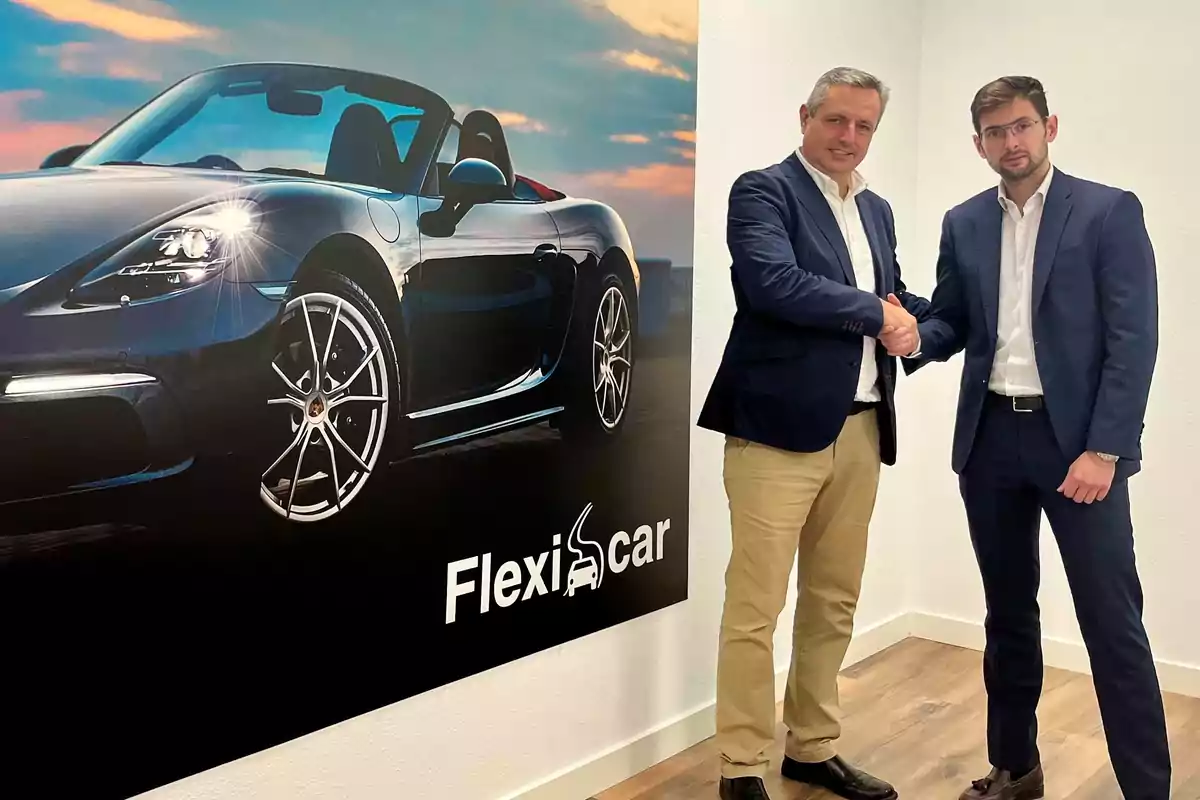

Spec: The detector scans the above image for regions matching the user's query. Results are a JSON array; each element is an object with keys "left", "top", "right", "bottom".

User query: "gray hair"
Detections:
[{"left": 805, "top": 66, "right": 890, "bottom": 119}]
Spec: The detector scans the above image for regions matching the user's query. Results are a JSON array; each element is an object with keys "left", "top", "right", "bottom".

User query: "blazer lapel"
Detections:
[
  {"left": 856, "top": 194, "right": 887, "bottom": 297},
  {"left": 783, "top": 154, "right": 856, "bottom": 286},
  {"left": 1032, "top": 171, "right": 1073, "bottom": 312},
  {"left": 975, "top": 199, "right": 1003, "bottom": 343}
]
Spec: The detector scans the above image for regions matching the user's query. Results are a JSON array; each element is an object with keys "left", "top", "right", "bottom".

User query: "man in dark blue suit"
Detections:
[
  {"left": 900, "top": 76, "right": 1171, "bottom": 800},
  {"left": 698, "top": 66, "right": 928, "bottom": 800}
]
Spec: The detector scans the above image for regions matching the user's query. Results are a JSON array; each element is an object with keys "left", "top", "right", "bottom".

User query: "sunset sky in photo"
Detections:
[{"left": 0, "top": 0, "right": 697, "bottom": 264}]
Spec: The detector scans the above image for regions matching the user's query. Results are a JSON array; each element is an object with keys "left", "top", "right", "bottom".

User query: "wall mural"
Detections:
[{"left": 0, "top": 1, "right": 697, "bottom": 796}]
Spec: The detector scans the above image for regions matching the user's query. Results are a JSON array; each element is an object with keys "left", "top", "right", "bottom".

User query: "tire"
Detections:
[
  {"left": 557, "top": 268, "right": 635, "bottom": 445},
  {"left": 254, "top": 269, "right": 400, "bottom": 526}
]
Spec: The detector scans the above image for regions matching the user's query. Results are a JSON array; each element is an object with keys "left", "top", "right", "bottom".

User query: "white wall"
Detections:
[
  {"left": 903, "top": 0, "right": 1200, "bottom": 674},
  {"left": 131, "top": 2, "right": 920, "bottom": 800}
]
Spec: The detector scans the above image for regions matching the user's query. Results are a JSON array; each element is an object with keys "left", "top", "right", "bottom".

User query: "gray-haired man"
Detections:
[{"left": 700, "top": 66, "right": 926, "bottom": 800}]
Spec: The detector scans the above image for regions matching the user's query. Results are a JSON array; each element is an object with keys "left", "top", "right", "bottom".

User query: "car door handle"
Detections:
[{"left": 533, "top": 243, "right": 559, "bottom": 258}]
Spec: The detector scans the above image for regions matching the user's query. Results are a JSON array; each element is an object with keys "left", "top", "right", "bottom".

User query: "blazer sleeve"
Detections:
[
  {"left": 1086, "top": 190, "right": 1159, "bottom": 459},
  {"left": 726, "top": 170, "right": 886, "bottom": 335}
]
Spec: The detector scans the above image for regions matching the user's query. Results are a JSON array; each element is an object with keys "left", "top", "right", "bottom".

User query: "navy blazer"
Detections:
[
  {"left": 697, "top": 152, "right": 929, "bottom": 466},
  {"left": 905, "top": 169, "right": 1159, "bottom": 480}
]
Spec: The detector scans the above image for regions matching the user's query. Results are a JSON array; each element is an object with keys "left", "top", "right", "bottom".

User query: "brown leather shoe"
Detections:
[{"left": 958, "top": 765, "right": 1044, "bottom": 800}]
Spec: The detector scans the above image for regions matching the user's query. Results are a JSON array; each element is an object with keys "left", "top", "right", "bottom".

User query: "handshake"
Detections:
[{"left": 879, "top": 294, "right": 919, "bottom": 357}]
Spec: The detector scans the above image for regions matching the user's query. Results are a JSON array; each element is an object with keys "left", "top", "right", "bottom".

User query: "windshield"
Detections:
[{"left": 75, "top": 64, "right": 448, "bottom": 193}]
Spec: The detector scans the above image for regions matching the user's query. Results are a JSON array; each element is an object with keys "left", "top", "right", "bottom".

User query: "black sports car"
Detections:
[{"left": 0, "top": 62, "right": 639, "bottom": 525}]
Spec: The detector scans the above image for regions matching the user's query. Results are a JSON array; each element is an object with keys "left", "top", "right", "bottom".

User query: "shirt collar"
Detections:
[
  {"left": 997, "top": 163, "right": 1055, "bottom": 208},
  {"left": 795, "top": 147, "right": 866, "bottom": 199}
]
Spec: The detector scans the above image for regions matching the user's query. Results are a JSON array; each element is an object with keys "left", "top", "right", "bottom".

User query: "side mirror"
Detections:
[
  {"left": 445, "top": 157, "right": 509, "bottom": 205},
  {"left": 41, "top": 144, "right": 90, "bottom": 170}
]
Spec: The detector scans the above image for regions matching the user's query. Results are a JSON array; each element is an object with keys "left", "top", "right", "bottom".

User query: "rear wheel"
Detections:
[
  {"left": 257, "top": 270, "right": 399, "bottom": 524},
  {"left": 558, "top": 269, "right": 634, "bottom": 444}
]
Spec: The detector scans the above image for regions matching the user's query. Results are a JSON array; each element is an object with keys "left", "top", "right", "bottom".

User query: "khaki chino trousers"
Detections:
[{"left": 715, "top": 408, "right": 882, "bottom": 778}]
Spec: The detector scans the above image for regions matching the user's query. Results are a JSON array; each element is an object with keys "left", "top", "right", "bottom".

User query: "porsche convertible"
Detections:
[{"left": 0, "top": 62, "right": 639, "bottom": 525}]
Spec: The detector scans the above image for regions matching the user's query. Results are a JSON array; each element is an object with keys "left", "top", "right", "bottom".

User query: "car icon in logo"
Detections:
[{"left": 563, "top": 502, "right": 604, "bottom": 597}]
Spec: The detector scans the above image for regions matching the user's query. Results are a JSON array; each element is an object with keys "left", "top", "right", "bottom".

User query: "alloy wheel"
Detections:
[{"left": 592, "top": 284, "right": 632, "bottom": 430}]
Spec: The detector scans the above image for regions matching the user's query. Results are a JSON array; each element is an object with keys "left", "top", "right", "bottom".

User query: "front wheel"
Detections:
[
  {"left": 557, "top": 270, "right": 635, "bottom": 444},
  {"left": 257, "top": 270, "right": 399, "bottom": 524}
]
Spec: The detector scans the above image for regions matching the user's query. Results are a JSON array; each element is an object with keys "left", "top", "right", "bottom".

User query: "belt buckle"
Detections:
[{"left": 1012, "top": 396, "right": 1033, "bottom": 413}]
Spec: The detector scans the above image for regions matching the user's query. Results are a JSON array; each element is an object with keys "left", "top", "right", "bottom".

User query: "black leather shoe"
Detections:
[
  {"left": 781, "top": 755, "right": 897, "bottom": 799},
  {"left": 957, "top": 764, "right": 1044, "bottom": 800},
  {"left": 718, "top": 776, "right": 771, "bottom": 800}
]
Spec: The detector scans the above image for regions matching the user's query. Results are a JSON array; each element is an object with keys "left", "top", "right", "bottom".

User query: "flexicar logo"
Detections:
[{"left": 444, "top": 503, "right": 671, "bottom": 624}]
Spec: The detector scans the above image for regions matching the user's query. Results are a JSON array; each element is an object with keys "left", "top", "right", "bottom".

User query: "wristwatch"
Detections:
[{"left": 1093, "top": 452, "right": 1119, "bottom": 463}]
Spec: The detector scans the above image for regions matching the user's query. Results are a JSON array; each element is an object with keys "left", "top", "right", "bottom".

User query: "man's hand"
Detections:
[
  {"left": 1057, "top": 452, "right": 1116, "bottom": 504},
  {"left": 879, "top": 294, "right": 918, "bottom": 356}
]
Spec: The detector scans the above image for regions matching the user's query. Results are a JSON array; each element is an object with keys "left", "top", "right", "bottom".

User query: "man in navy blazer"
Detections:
[
  {"left": 698, "top": 67, "right": 927, "bottom": 800},
  {"left": 901, "top": 76, "right": 1170, "bottom": 800}
]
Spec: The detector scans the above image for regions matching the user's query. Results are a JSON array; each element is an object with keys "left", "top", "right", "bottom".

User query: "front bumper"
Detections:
[
  {"left": 0, "top": 275, "right": 286, "bottom": 506},
  {"left": 0, "top": 373, "right": 189, "bottom": 504}
]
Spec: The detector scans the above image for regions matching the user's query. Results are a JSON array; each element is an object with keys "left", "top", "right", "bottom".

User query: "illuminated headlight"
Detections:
[{"left": 69, "top": 200, "right": 260, "bottom": 305}]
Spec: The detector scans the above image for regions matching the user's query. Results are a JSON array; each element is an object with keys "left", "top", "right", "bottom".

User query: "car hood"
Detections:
[{"left": 0, "top": 166, "right": 264, "bottom": 298}]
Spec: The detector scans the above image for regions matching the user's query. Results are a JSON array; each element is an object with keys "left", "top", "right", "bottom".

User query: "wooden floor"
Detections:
[{"left": 594, "top": 638, "right": 1200, "bottom": 799}]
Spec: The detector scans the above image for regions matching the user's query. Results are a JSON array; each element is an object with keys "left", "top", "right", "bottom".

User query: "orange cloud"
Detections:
[
  {"left": 610, "top": 133, "right": 650, "bottom": 144},
  {"left": 455, "top": 107, "right": 552, "bottom": 134},
  {"left": 670, "top": 147, "right": 695, "bottom": 160},
  {"left": 665, "top": 130, "right": 696, "bottom": 143},
  {"left": 12, "top": 0, "right": 215, "bottom": 42},
  {"left": 0, "top": 91, "right": 110, "bottom": 173},
  {"left": 490, "top": 111, "right": 549, "bottom": 133},
  {"left": 36, "top": 41, "right": 161, "bottom": 81},
  {"left": 572, "top": 162, "right": 695, "bottom": 198},
  {"left": 604, "top": 50, "right": 690, "bottom": 81},
  {"left": 597, "top": 0, "right": 698, "bottom": 45}
]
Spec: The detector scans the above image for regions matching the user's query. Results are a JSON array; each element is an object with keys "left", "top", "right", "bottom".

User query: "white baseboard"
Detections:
[
  {"left": 907, "top": 611, "right": 1200, "bottom": 700},
  {"left": 506, "top": 612, "right": 914, "bottom": 800},
  {"left": 498, "top": 698, "right": 716, "bottom": 800}
]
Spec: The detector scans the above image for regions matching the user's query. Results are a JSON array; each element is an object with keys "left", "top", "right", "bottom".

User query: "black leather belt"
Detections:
[
  {"left": 850, "top": 401, "right": 879, "bottom": 416},
  {"left": 989, "top": 393, "right": 1044, "bottom": 412}
]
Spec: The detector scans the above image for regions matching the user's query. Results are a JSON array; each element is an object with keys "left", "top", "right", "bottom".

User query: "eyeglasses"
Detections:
[{"left": 981, "top": 117, "right": 1042, "bottom": 142}]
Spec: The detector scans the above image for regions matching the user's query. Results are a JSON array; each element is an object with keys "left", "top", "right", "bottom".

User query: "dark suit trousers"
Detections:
[{"left": 959, "top": 394, "right": 1171, "bottom": 799}]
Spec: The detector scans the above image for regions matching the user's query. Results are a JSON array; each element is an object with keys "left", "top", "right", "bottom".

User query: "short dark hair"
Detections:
[{"left": 970, "top": 76, "right": 1049, "bottom": 133}]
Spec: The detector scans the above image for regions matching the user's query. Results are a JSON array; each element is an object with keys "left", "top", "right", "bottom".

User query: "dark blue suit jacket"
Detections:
[
  {"left": 697, "top": 152, "right": 929, "bottom": 466},
  {"left": 905, "top": 169, "right": 1158, "bottom": 479}
]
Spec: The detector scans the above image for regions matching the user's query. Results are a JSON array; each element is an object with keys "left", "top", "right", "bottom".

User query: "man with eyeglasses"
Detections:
[{"left": 894, "top": 76, "right": 1171, "bottom": 800}]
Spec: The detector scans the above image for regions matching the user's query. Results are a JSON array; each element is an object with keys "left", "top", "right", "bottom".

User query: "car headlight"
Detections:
[{"left": 69, "top": 200, "right": 260, "bottom": 306}]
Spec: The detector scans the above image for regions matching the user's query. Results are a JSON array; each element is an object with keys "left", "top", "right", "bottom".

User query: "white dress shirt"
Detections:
[
  {"left": 795, "top": 148, "right": 881, "bottom": 402},
  {"left": 990, "top": 165, "right": 1055, "bottom": 397}
]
